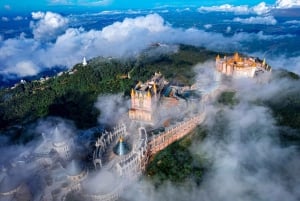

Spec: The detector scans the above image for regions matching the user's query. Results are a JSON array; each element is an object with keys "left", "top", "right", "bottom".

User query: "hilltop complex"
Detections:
[
  {"left": 0, "top": 72, "right": 206, "bottom": 201},
  {"left": 1, "top": 52, "right": 269, "bottom": 201},
  {"left": 216, "top": 52, "right": 271, "bottom": 78}
]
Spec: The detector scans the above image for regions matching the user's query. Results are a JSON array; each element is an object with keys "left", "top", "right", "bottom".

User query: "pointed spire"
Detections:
[
  {"left": 147, "top": 90, "right": 151, "bottom": 98},
  {"left": 82, "top": 57, "right": 87, "bottom": 66},
  {"left": 113, "top": 136, "right": 131, "bottom": 156},
  {"left": 234, "top": 52, "right": 239, "bottom": 61},
  {"left": 216, "top": 54, "right": 220, "bottom": 61},
  {"left": 262, "top": 58, "right": 266, "bottom": 66},
  {"left": 153, "top": 84, "right": 157, "bottom": 94},
  {"left": 131, "top": 88, "right": 135, "bottom": 97}
]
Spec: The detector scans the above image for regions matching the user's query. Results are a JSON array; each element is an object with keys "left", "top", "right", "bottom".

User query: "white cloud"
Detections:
[
  {"left": 0, "top": 13, "right": 297, "bottom": 77},
  {"left": 198, "top": 4, "right": 250, "bottom": 14},
  {"left": 285, "top": 20, "right": 300, "bottom": 24},
  {"left": 252, "top": 2, "right": 271, "bottom": 15},
  {"left": 226, "top": 26, "right": 232, "bottom": 33},
  {"left": 13, "top": 16, "right": 23, "bottom": 21},
  {"left": 268, "top": 55, "right": 300, "bottom": 75},
  {"left": 8, "top": 61, "right": 38, "bottom": 76},
  {"left": 31, "top": 11, "right": 45, "bottom": 19},
  {"left": 276, "top": 0, "right": 300, "bottom": 8},
  {"left": 197, "top": 1, "right": 300, "bottom": 15},
  {"left": 204, "top": 24, "right": 212, "bottom": 29},
  {"left": 233, "top": 16, "right": 277, "bottom": 25},
  {"left": 50, "top": 0, "right": 112, "bottom": 6},
  {"left": 1, "top": 16, "right": 9, "bottom": 22},
  {"left": 95, "top": 94, "right": 130, "bottom": 126},
  {"left": 101, "top": 14, "right": 167, "bottom": 41},
  {"left": 30, "top": 11, "right": 68, "bottom": 41}
]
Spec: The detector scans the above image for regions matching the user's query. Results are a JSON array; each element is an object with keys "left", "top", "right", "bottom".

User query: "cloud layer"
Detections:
[
  {"left": 198, "top": 2, "right": 271, "bottom": 15},
  {"left": 0, "top": 11, "right": 299, "bottom": 78},
  {"left": 233, "top": 16, "right": 277, "bottom": 25}
]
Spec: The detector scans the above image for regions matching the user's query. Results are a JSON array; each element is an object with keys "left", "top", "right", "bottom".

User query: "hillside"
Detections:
[{"left": 0, "top": 45, "right": 216, "bottom": 133}]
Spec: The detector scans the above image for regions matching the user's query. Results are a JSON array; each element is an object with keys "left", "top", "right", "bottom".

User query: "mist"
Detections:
[
  {"left": 120, "top": 62, "right": 300, "bottom": 201},
  {"left": 0, "top": 56, "right": 299, "bottom": 200}
]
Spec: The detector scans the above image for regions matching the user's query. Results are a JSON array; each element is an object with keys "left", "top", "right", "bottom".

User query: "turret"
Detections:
[
  {"left": 131, "top": 88, "right": 135, "bottom": 97},
  {"left": 153, "top": 84, "right": 157, "bottom": 95},
  {"left": 82, "top": 57, "right": 87, "bottom": 66},
  {"left": 262, "top": 58, "right": 266, "bottom": 67},
  {"left": 233, "top": 52, "right": 239, "bottom": 61},
  {"left": 216, "top": 54, "right": 220, "bottom": 61}
]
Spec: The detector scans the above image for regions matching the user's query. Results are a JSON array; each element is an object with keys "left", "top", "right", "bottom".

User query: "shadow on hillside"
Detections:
[{"left": 48, "top": 91, "right": 99, "bottom": 129}]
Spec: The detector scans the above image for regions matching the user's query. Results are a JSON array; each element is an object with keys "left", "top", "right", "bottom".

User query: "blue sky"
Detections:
[{"left": 1, "top": 0, "right": 276, "bottom": 13}]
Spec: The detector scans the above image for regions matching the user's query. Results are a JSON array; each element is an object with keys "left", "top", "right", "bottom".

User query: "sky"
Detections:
[{"left": 1, "top": 0, "right": 277, "bottom": 13}]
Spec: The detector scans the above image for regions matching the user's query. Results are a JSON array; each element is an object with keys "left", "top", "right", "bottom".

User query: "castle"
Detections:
[
  {"left": 0, "top": 73, "right": 209, "bottom": 201},
  {"left": 128, "top": 72, "right": 166, "bottom": 124},
  {"left": 215, "top": 52, "right": 271, "bottom": 78}
]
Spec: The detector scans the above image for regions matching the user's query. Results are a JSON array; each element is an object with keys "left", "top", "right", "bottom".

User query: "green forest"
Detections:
[
  {"left": 0, "top": 45, "right": 216, "bottom": 131},
  {"left": 1, "top": 44, "right": 300, "bottom": 186}
]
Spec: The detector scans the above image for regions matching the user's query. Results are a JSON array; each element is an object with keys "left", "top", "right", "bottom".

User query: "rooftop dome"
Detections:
[{"left": 113, "top": 137, "right": 131, "bottom": 156}]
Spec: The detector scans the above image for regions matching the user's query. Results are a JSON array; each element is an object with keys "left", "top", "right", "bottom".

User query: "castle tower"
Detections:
[
  {"left": 233, "top": 52, "right": 239, "bottom": 61},
  {"left": 82, "top": 57, "right": 87, "bottom": 66},
  {"left": 129, "top": 72, "right": 165, "bottom": 124},
  {"left": 262, "top": 58, "right": 266, "bottom": 67}
]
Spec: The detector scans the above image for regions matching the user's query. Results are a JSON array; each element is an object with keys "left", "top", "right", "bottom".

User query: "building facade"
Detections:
[{"left": 216, "top": 52, "right": 271, "bottom": 78}]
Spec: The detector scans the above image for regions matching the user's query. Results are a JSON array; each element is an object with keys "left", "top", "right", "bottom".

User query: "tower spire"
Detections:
[{"left": 82, "top": 57, "right": 87, "bottom": 66}]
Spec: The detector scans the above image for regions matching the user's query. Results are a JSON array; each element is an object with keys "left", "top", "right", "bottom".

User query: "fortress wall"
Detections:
[{"left": 148, "top": 112, "right": 205, "bottom": 156}]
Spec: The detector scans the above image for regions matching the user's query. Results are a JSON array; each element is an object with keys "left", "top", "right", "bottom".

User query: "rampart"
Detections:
[{"left": 148, "top": 112, "right": 205, "bottom": 156}]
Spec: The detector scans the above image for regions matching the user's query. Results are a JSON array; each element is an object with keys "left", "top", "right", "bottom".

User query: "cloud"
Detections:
[
  {"left": 226, "top": 26, "right": 231, "bottom": 33},
  {"left": 0, "top": 13, "right": 297, "bottom": 78},
  {"left": 95, "top": 94, "right": 130, "bottom": 126},
  {"left": 268, "top": 55, "right": 300, "bottom": 75},
  {"left": 0, "top": 117, "right": 80, "bottom": 199},
  {"left": 10, "top": 61, "right": 38, "bottom": 76},
  {"left": 203, "top": 24, "right": 212, "bottom": 29},
  {"left": 285, "top": 19, "right": 300, "bottom": 24},
  {"left": 13, "top": 16, "right": 23, "bottom": 21},
  {"left": 252, "top": 2, "right": 271, "bottom": 15},
  {"left": 30, "top": 11, "right": 69, "bottom": 41},
  {"left": 121, "top": 64, "right": 300, "bottom": 201},
  {"left": 197, "top": 1, "right": 300, "bottom": 15},
  {"left": 49, "top": 0, "right": 112, "bottom": 6},
  {"left": 198, "top": 4, "right": 250, "bottom": 14},
  {"left": 276, "top": 0, "right": 300, "bottom": 8},
  {"left": 233, "top": 16, "right": 277, "bottom": 25},
  {"left": 4, "top": 4, "right": 11, "bottom": 10},
  {"left": 198, "top": 2, "right": 273, "bottom": 15},
  {"left": 1, "top": 16, "right": 9, "bottom": 22},
  {"left": 0, "top": 43, "right": 299, "bottom": 201}
]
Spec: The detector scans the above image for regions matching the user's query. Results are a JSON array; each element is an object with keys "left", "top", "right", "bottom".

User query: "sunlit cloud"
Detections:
[
  {"left": 275, "top": 0, "right": 300, "bottom": 8},
  {"left": 233, "top": 16, "right": 277, "bottom": 25},
  {"left": 0, "top": 12, "right": 298, "bottom": 78}
]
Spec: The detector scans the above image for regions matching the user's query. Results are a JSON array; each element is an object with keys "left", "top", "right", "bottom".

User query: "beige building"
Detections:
[
  {"left": 129, "top": 72, "right": 166, "bottom": 124},
  {"left": 216, "top": 52, "right": 271, "bottom": 78}
]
